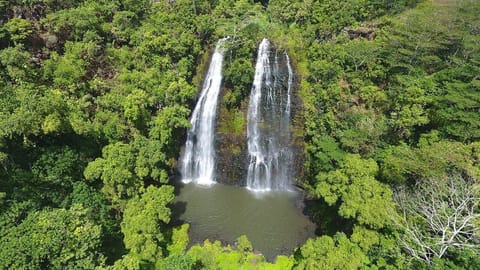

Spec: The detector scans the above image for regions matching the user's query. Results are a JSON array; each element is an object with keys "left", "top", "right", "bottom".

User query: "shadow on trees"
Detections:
[{"left": 303, "top": 198, "right": 353, "bottom": 236}]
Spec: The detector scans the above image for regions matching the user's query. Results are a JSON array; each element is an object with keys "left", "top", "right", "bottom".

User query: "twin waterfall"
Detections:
[
  {"left": 180, "top": 38, "right": 294, "bottom": 192},
  {"left": 246, "top": 39, "right": 294, "bottom": 191},
  {"left": 180, "top": 39, "right": 226, "bottom": 185}
]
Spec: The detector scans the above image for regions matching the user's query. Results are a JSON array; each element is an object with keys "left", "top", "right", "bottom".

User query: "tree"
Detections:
[
  {"left": 380, "top": 139, "right": 480, "bottom": 184},
  {"left": 100, "top": 253, "right": 142, "bottom": 270},
  {"left": 186, "top": 236, "right": 268, "bottom": 269},
  {"left": 294, "top": 233, "right": 369, "bottom": 270},
  {"left": 111, "top": 11, "right": 137, "bottom": 44},
  {"left": 305, "top": 135, "right": 345, "bottom": 177},
  {"left": 84, "top": 134, "right": 174, "bottom": 208},
  {"left": 123, "top": 89, "right": 151, "bottom": 125},
  {"left": 84, "top": 141, "right": 143, "bottom": 208},
  {"left": 0, "top": 45, "right": 33, "bottom": 82},
  {"left": 315, "top": 154, "right": 395, "bottom": 228},
  {"left": 393, "top": 175, "right": 480, "bottom": 264},
  {"left": 432, "top": 65, "right": 480, "bottom": 142},
  {"left": 148, "top": 105, "right": 191, "bottom": 155},
  {"left": 121, "top": 185, "right": 175, "bottom": 263},
  {"left": 4, "top": 18, "right": 32, "bottom": 45},
  {"left": 166, "top": 224, "right": 190, "bottom": 256},
  {"left": 388, "top": 83, "right": 431, "bottom": 139},
  {"left": 30, "top": 146, "right": 84, "bottom": 205},
  {"left": 63, "top": 182, "right": 123, "bottom": 260},
  {"left": 339, "top": 109, "right": 387, "bottom": 155},
  {"left": 41, "top": 4, "right": 105, "bottom": 42},
  {"left": 223, "top": 57, "right": 254, "bottom": 107},
  {"left": 0, "top": 205, "right": 105, "bottom": 269}
]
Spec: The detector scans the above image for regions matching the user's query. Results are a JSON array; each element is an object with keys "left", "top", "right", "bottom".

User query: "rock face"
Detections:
[
  {"left": 42, "top": 33, "right": 59, "bottom": 49},
  {"left": 5, "top": 3, "right": 46, "bottom": 22},
  {"left": 215, "top": 101, "right": 249, "bottom": 186},
  {"left": 344, "top": 23, "right": 377, "bottom": 40}
]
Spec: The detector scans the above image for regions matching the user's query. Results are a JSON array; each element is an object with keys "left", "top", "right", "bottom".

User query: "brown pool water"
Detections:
[{"left": 173, "top": 182, "right": 316, "bottom": 260}]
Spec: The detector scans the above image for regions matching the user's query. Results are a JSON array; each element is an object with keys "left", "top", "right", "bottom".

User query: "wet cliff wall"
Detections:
[{"left": 214, "top": 40, "right": 304, "bottom": 187}]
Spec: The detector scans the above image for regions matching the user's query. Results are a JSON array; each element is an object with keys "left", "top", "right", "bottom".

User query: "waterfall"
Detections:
[
  {"left": 246, "top": 38, "right": 294, "bottom": 192},
  {"left": 180, "top": 38, "right": 227, "bottom": 185}
]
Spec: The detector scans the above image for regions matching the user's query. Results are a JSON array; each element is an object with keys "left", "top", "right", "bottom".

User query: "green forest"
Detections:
[{"left": 0, "top": 0, "right": 479, "bottom": 269}]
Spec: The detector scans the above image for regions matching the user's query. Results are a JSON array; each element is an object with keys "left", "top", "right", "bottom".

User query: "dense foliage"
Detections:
[{"left": 0, "top": 0, "right": 479, "bottom": 269}]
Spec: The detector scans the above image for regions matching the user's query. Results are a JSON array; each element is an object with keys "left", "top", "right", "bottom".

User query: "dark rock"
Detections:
[
  {"left": 344, "top": 24, "right": 377, "bottom": 40},
  {"left": 41, "top": 33, "right": 58, "bottom": 49},
  {"left": 215, "top": 99, "right": 249, "bottom": 186},
  {"left": 7, "top": 4, "right": 46, "bottom": 21}
]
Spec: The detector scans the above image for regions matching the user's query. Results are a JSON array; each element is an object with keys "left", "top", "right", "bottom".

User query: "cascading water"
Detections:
[
  {"left": 180, "top": 38, "right": 227, "bottom": 185},
  {"left": 246, "top": 38, "right": 294, "bottom": 192},
  {"left": 175, "top": 39, "right": 315, "bottom": 260}
]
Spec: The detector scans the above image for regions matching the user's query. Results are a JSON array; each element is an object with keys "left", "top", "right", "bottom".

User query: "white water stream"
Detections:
[
  {"left": 246, "top": 38, "right": 294, "bottom": 192},
  {"left": 180, "top": 38, "right": 227, "bottom": 185}
]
